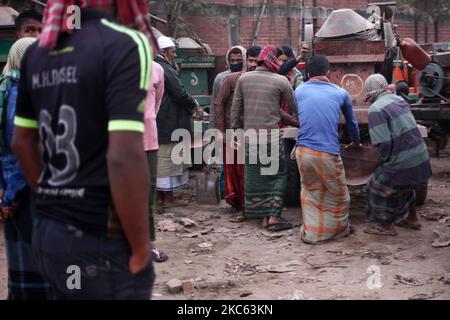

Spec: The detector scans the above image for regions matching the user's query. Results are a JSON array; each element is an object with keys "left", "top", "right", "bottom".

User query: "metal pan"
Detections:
[{"left": 341, "top": 145, "right": 380, "bottom": 186}]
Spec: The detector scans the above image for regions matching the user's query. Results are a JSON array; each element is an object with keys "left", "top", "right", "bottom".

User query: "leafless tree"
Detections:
[{"left": 153, "top": 0, "right": 206, "bottom": 38}]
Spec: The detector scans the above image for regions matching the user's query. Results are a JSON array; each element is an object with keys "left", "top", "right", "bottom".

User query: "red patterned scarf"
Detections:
[
  {"left": 39, "top": 0, "right": 158, "bottom": 55},
  {"left": 257, "top": 46, "right": 280, "bottom": 73}
]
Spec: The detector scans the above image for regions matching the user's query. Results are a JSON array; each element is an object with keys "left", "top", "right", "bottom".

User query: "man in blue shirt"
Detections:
[{"left": 293, "top": 55, "right": 361, "bottom": 244}]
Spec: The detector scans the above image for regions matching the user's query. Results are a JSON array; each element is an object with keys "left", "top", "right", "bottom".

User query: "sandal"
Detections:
[
  {"left": 395, "top": 219, "right": 422, "bottom": 230},
  {"left": 363, "top": 223, "right": 398, "bottom": 236},
  {"left": 230, "top": 214, "right": 247, "bottom": 223},
  {"left": 266, "top": 217, "right": 293, "bottom": 232},
  {"left": 152, "top": 248, "right": 168, "bottom": 263}
]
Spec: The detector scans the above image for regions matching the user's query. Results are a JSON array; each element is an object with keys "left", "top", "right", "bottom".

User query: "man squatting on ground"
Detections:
[{"left": 363, "top": 74, "right": 432, "bottom": 236}]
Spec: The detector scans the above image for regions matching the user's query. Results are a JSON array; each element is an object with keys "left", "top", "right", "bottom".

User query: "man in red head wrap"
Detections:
[
  {"left": 39, "top": 0, "right": 158, "bottom": 54},
  {"left": 229, "top": 46, "right": 297, "bottom": 232},
  {"left": 12, "top": 0, "right": 157, "bottom": 299}
]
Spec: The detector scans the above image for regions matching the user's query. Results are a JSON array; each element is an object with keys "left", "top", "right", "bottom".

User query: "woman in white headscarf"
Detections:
[{"left": 0, "top": 37, "right": 52, "bottom": 299}]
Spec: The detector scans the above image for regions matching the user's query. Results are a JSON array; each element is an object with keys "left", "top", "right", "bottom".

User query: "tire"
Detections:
[{"left": 414, "top": 181, "right": 428, "bottom": 206}]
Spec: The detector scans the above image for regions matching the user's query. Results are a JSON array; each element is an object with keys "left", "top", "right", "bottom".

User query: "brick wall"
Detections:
[{"left": 151, "top": 0, "right": 450, "bottom": 56}]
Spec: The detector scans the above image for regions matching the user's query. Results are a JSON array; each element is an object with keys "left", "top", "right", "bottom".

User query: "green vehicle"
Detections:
[{"left": 174, "top": 36, "right": 216, "bottom": 112}]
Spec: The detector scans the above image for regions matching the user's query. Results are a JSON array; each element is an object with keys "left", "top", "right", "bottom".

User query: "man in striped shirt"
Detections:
[
  {"left": 230, "top": 46, "right": 296, "bottom": 231},
  {"left": 363, "top": 74, "right": 432, "bottom": 236}
]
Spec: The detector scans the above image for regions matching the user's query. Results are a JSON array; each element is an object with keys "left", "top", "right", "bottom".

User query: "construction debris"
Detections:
[
  {"left": 198, "top": 242, "right": 213, "bottom": 248},
  {"left": 443, "top": 273, "right": 450, "bottom": 284},
  {"left": 179, "top": 218, "right": 197, "bottom": 227},
  {"left": 182, "top": 279, "right": 195, "bottom": 295},
  {"left": 239, "top": 291, "right": 253, "bottom": 298},
  {"left": 394, "top": 274, "right": 424, "bottom": 286},
  {"left": 291, "top": 290, "right": 306, "bottom": 300},
  {"left": 432, "top": 230, "right": 450, "bottom": 247},
  {"left": 259, "top": 231, "right": 284, "bottom": 240},
  {"left": 224, "top": 262, "right": 259, "bottom": 277},
  {"left": 157, "top": 220, "right": 182, "bottom": 232},
  {"left": 421, "top": 211, "right": 448, "bottom": 221},
  {"left": 258, "top": 261, "right": 303, "bottom": 273},
  {"left": 166, "top": 278, "right": 183, "bottom": 294}
]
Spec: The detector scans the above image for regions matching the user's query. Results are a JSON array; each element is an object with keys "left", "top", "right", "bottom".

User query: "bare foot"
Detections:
[
  {"left": 395, "top": 218, "right": 422, "bottom": 230},
  {"left": 268, "top": 216, "right": 280, "bottom": 225},
  {"left": 364, "top": 223, "right": 398, "bottom": 236}
]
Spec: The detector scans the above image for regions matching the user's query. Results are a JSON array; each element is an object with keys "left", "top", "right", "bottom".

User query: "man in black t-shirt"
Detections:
[{"left": 12, "top": 1, "right": 157, "bottom": 299}]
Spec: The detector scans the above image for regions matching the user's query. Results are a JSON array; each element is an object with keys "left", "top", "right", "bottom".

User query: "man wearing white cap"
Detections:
[{"left": 154, "top": 36, "right": 202, "bottom": 208}]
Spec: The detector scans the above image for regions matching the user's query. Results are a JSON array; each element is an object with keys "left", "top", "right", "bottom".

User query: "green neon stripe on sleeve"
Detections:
[
  {"left": 14, "top": 116, "right": 38, "bottom": 128},
  {"left": 101, "top": 19, "right": 148, "bottom": 89},
  {"left": 108, "top": 120, "right": 144, "bottom": 132}
]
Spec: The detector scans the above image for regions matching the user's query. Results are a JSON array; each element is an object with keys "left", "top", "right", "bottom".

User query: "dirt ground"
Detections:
[{"left": 1, "top": 145, "right": 450, "bottom": 300}]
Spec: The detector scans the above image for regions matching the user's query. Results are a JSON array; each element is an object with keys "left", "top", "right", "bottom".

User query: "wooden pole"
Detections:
[
  {"left": 414, "top": 0, "right": 419, "bottom": 42},
  {"left": 287, "top": 0, "right": 292, "bottom": 47},
  {"left": 298, "top": 0, "right": 304, "bottom": 53},
  {"left": 252, "top": 0, "right": 268, "bottom": 46},
  {"left": 312, "top": 0, "right": 318, "bottom": 34}
]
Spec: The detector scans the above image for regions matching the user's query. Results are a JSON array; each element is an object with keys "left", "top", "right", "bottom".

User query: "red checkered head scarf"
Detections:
[
  {"left": 39, "top": 0, "right": 158, "bottom": 55},
  {"left": 257, "top": 46, "right": 280, "bottom": 73}
]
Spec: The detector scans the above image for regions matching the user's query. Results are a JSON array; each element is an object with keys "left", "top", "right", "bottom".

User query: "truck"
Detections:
[{"left": 285, "top": 2, "right": 443, "bottom": 206}]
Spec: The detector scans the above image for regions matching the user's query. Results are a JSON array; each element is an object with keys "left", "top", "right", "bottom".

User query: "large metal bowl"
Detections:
[
  {"left": 341, "top": 145, "right": 380, "bottom": 186},
  {"left": 316, "top": 9, "right": 375, "bottom": 38}
]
